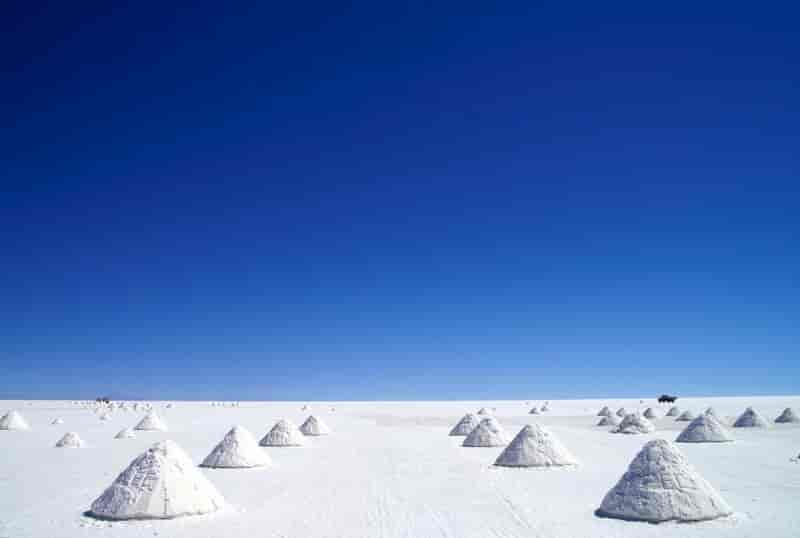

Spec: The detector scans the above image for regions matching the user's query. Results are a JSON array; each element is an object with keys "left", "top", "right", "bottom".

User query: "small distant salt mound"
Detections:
[
  {"left": 201, "top": 426, "right": 271, "bottom": 468},
  {"left": 733, "top": 407, "right": 770, "bottom": 428},
  {"left": 462, "top": 417, "right": 509, "bottom": 447},
  {"left": 495, "top": 424, "right": 578, "bottom": 467},
  {"left": 299, "top": 415, "right": 330, "bottom": 436},
  {"left": 476, "top": 407, "right": 491, "bottom": 416},
  {"left": 775, "top": 408, "right": 800, "bottom": 424},
  {"left": 449, "top": 414, "right": 480, "bottom": 436},
  {"left": 529, "top": 407, "right": 540, "bottom": 415},
  {"left": 0, "top": 410, "right": 31, "bottom": 431},
  {"left": 541, "top": 402, "right": 550, "bottom": 412},
  {"left": 598, "top": 406, "right": 612, "bottom": 417},
  {"left": 612, "top": 413, "right": 655, "bottom": 434},
  {"left": 52, "top": 418, "right": 64, "bottom": 425},
  {"left": 89, "top": 440, "right": 224, "bottom": 520},
  {"left": 134, "top": 412, "right": 168, "bottom": 432},
  {"left": 615, "top": 407, "right": 626, "bottom": 417},
  {"left": 643, "top": 408, "right": 658, "bottom": 419},
  {"left": 596, "top": 439, "right": 732, "bottom": 523},
  {"left": 260, "top": 419, "right": 306, "bottom": 446},
  {"left": 676, "top": 413, "right": 734, "bottom": 443},
  {"left": 115, "top": 428, "right": 136, "bottom": 439},
  {"left": 676, "top": 410, "right": 695, "bottom": 422},
  {"left": 99, "top": 413, "right": 111, "bottom": 421},
  {"left": 666, "top": 406, "right": 680, "bottom": 417},
  {"left": 55, "top": 432, "right": 86, "bottom": 448},
  {"left": 597, "top": 415, "right": 620, "bottom": 427}
]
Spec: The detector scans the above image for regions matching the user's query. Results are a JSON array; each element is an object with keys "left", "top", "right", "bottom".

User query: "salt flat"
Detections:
[{"left": 1, "top": 396, "right": 799, "bottom": 538}]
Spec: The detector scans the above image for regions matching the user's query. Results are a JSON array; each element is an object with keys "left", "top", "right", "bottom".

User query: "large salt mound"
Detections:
[
  {"left": 55, "top": 432, "right": 86, "bottom": 448},
  {"left": 775, "top": 408, "right": 800, "bottom": 424},
  {"left": 115, "top": 428, "right": 136, "bottom": 439},
  {"left": 462, "top": 417, "right": 509, "bottom": 447},
  {"left": 612, "top": 413, "right": 655, "bottom": 434},
  {"left": 260, "top": 419, "right": 306, "bottom": 446},
  {"left": 597, "top": 406, "right": 612, "bottom": 417},
  {"left": 676, "top": 410, "right": 695, "bottom": 422},
  {"left": 89, "top": 440, "right": 224, "bottom": 520},
  {"left": 0, "top": 410, "right": 30, "bottom": 431},
  {"left": 201, "top": 426, "right": 271, "bottom": 468},
  {"left": 615, "top": 407, "right": 627, "bottom": 417},
  {"left": 300, "top": 415, "right": 330, "bottom": 436},
  {"left": 597, "top": 415, "right": 620, "bottom": 427},
  {"left": 643, "top": 408, "right": 659, "bottom": 419},
  {"left": 596, "top": 439, "right": 732, "bottom": 523},
  {"left": 449, "top": 414, "right": 480, "bottom": 436},
  {"left": 666, "top": 406, "right": 681, "bottom": 417},
  {"left": 134, "top": 412, "right": 168, "bottom": 432},
  {"left": 733, "top": 407, "right": 770, "bottom": 428},
  {"left": 495, "top": 424, "right": 578, "bottom": 467},
  {"left": 676, "top": 413, "right": 734, "bottom": 443}
]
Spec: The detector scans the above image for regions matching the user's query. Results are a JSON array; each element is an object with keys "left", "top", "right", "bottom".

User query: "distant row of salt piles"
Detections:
[{"left": 445, "top": 401, "right": 799, "bottom": 523}]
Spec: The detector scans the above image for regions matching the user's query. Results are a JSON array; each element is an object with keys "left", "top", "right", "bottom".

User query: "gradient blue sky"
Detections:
[{"left": 2, "top": 2, "right": 799, "bottom": 400}]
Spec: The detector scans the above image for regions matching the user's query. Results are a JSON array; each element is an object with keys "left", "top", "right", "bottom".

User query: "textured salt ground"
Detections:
[{"left": 0, "top": 396, "right": 799, "bottom": 538}]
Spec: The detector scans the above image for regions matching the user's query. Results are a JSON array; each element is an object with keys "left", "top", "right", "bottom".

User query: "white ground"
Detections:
[{"left": 1, "top": 396, "right": 799, "bottom": 538}]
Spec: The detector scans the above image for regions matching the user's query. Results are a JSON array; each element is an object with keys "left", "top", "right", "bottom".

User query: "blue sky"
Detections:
[{"left": 2, "top": 2, "right": 799, "bottom": 400}]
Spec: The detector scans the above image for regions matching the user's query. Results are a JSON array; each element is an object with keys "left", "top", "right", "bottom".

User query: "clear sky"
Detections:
[{"left": 2, "top": 2, "right": 798, "bottom": 400}]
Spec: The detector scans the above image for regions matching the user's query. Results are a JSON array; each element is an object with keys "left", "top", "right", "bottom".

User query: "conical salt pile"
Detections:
[
  {"left": 676, "top": 410, "right": 695, "bottom": 422},
  {"left": 676, "top": 413, "right": 734, "bottom": 443},
  {"left": 666, "top": 406, "right": 680, "bottom": 417},
  {"left": 643, "top": 408, "right": 659, "bottom": 419},
  {"left": 89, "top": 440, "right": 224, "bottom": 520},
  {"left": 596, "top": 439, "right": 732, "bottom": 523},
  {"left": 115, "top": 428, "right": 136, "bottom": 439},
  {"left": 299, "top": 415, "right": 330, "bottom": 436},
  {"left": 201, "top": 426, "right": 271, "bottom": 468},
  {"left": 598, "top": 406, "right": 612, "bottom": 417},
  {"left": 0, "top": 410, "right": 30, "bottom": 431},
  {"left": 529, "top": 407, "right": 540, "bottom": 415},
  {"left": 775, "top": 408, "right": 800, "bottom": 424},
  {"left": 704, "top": 407, "right": 719, "bottom": 419},
  {"left": 134, "top": 412, "right": 168, "bottom": 432},
  {"left": 597, "top": 415, "right": 620, "bottom": 427},
  {"left": 616, "top": 407, "right": 627, "bottom": 417},
  {"left": 55, "top": 432, "right": 86, "bottom": 448},
  {"left": 462, "top": 417, "right": 509, "bottom": 447},
  {"left": 260, "top": 419, "right": 306, "bottom": 446},
  {"left": 476, "top": 407, "right": 491, "bottom": 416},
  {"left": 449, "top": 414, "right": 480, "bottom": 436},
  {"left": 495, "top": 424, "right": 578, "bottom": 467},
  {"left": 612, "top": 413, "right": 655, "bottom": 434},
  {"left": 52, "top": 418, "right": 64, "bottom": 425},
  {"left": 733, "top": 407, "right": 770, "bottom": 428}
]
